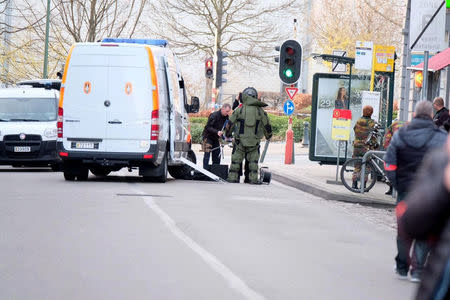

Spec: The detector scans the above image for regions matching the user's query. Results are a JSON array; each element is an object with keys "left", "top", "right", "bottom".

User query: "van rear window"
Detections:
[{"left": 0, "top": 98, "right": 57, "bottom": 122}]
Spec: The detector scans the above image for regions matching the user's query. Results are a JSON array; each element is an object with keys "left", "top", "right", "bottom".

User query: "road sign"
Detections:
[
  {"left": 410, "top": 0, "right": 446, "bottom": 52},
  {"left": 285, "top": 87, "right": 298, "bottom": 100},
  {"left": 355, "top": 41, "right": 373, "bottom": 70},
  {"left": 374, "top": 45, "right": 395, "bottom": 72},
  {"left": 411, "top": 52, "right": 435, "bottom": 66},
  {"left": 283, "top": 100, "right": 295, "bottom": 116},
  {"left": 332, "top": 50, "right": 347, "bottom": 72},
  {"left": 331, "top": 109, "right": 352, "bottom": 141}
]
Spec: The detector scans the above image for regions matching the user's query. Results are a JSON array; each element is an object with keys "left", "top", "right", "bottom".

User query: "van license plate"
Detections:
[
  {"left": 74, "top": 142, "right": 95, "bottom": 149},
  {"left": 14, "top": 146, "right": 31, "bottom": 152}
]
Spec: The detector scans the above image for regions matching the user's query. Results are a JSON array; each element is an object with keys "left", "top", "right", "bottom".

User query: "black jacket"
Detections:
[
  {"left": 384, "top": 116, "right": 447, "bottom": 195},
  {"left": 400, "top": 150, "right": 450, "bottom": 300},
  {"left": 433, "top": 107, "right": 450, "bottom": 130},
  {"left": 202, "top": 110, "right": 228, "bottom": 142}
]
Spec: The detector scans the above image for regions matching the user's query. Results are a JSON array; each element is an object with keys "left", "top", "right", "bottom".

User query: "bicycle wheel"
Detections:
[{"left": 341, "top": 158, "right": 377, "bottom": 193}]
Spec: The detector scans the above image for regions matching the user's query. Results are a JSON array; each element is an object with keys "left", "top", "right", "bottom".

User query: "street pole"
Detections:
[
  {"left": 400, "top": 0, "right": 412, "bottom": 121},
  {"left": 422, "top": 51, "right": 429, "bottom": 101},
  {"left": 43, "top": 0, "right": 51, "bottom": 79},
  {"left": 2, "top": 0, "right": 12, "bottom": 87},
  {"left": 446, "top": 6, "right": 450, "bottom": 107}
]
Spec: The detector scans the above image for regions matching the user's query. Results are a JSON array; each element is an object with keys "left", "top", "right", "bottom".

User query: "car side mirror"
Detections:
[{"left": 189, "top": 96, "right": 200, "bottom": 113}]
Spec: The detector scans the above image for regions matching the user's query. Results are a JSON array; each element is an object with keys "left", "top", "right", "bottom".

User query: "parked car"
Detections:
[{"left": 0, "top": 80, "right": 61, "bottom": 169}]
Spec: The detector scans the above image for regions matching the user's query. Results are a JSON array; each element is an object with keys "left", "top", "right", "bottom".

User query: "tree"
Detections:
[
  {"left": 1, "top": 0, "right": 150, "bottom": 83},
  {"left": 310, "top": 0, "right": 405, "bottom": 57},
  {"left": 148, "top": 0, "right": 303, "bottom": 66},
  {"left": 18, "top": 0, "right": 148, "bottom": 45}
]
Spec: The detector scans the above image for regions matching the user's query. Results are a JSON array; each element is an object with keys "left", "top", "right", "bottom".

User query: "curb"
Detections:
[{"left": 271, "top": 171, "right": 395, "bottom": 208}]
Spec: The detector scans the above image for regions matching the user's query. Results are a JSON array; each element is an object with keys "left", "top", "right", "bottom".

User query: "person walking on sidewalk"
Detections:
[
  {"left": 202, "top": 104, "right": 231, "bottom": 169},
  {"left": 384, "top": 101, "right": 447, "bottom": 282},
  {"left": 383, "top": 119, "right": 407, "bottom": 195},
  {"left": 398, "top": 136, "right": 450, "bottom": 299},
  {"left": 351, "top": 105, "right": 377, "bottom": 189}
]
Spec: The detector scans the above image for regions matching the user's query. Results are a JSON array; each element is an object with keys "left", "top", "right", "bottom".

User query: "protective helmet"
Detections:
[{"left": 242, "top": 87, "right": 258, "bottom": 99}]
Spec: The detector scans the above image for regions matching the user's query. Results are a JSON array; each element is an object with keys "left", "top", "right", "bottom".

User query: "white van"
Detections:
[
  {"left": 0, "top": 83, "right": 60, "bottom": 168},
  {"left": 57, "top": 39, "right": 199, "bottom": 182}
]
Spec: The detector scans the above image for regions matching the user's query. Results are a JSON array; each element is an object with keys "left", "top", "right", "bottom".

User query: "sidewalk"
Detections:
[{"left": 192, "top": 142, "right": 396, "bottom": 207}]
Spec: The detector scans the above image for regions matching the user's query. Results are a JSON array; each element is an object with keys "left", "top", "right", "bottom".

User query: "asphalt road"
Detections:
[{"left": 0, "top": 167, "right": 416, "bottom": 300}]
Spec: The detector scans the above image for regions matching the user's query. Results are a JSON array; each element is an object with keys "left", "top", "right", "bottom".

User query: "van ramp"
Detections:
[{"left": 178, "top": 157, "right": 226, "bottom": 183}]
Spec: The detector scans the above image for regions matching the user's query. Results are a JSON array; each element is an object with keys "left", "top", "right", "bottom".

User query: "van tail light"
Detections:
[
  {"left": 151, "top": 110, "right": 159, "bottom": 141},
  {"left": 57, "top": 107, "right": 64, "bottom": 138}
]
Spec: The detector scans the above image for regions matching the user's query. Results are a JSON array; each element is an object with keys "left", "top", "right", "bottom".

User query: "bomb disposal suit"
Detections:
[{"left": 226, "top": 90, "right": 272, "bottom": 183}]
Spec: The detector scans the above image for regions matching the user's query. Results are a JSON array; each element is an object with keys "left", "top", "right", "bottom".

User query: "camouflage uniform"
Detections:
[
  {"left": 226, "top": 94, "right": 272, "bottom": 183},
  {"left": 383, "top": 120, "right": 406, "bottom": 149},
  {"left": 352, "top": 116, "right": 376, "bottom": 181}
]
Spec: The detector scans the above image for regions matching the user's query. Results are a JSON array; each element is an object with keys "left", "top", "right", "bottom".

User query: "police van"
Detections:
[
  {"left": 57, "top": 39, "right": 199, "bottom": 182},
  {"left": 0, "top": 80, "right": 61, "bottom": 169}
]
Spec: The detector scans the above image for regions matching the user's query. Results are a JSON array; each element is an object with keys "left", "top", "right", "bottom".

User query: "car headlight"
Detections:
[{"left": 44, "top": 128, "right": 57, "bottom": 138}]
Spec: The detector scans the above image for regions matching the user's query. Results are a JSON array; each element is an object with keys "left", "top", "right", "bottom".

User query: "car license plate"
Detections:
[
  {"left": 14, "top": 146, "right": 31, "bottom": 152},
  {"left": 74, "top": 142, "right": 95, "bottom": 149}
]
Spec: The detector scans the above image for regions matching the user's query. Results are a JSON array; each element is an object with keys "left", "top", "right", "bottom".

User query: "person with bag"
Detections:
[{"left": 225, "top": 87, "right": 272, "bottom": 184}]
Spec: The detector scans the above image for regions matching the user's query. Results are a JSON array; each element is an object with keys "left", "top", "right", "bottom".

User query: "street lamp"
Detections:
[{"left": 43, "top": 0, "right": 51, "bottom": 79}]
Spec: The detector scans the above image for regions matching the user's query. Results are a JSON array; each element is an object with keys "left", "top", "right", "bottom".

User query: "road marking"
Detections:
[{"left": 138, "top": 192, "right": 266, "bottom": 300}]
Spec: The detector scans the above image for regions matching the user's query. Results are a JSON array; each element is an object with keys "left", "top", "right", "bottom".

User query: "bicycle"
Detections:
[{"left": 340, "top": 124, "right": 390, "bottom": 193}]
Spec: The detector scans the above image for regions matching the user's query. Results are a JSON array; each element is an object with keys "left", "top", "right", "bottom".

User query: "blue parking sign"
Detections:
[{"left": 283, "top": 100, "right": 295, "bottom": 116}]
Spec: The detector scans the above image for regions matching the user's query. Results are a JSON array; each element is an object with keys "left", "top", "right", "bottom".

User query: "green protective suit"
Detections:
[{"left": 226, "top": 94, "right": 272, "bottom": 183}]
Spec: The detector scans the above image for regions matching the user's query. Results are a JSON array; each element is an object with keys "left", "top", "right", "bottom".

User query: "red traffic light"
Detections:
[
  {"left": 286, "top": 47, "right": 295, "bottom": 56},
  {"left": 205, "top": 58, "right": 213, "bottom": 79}
]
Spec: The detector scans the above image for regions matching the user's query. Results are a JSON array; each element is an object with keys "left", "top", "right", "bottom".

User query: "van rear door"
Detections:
[
  {"left": 62, "top": 47, "right": 108, "bottom": 152},
  {"left": 105, "top": 46, "right": 152, "bottom": 153}
]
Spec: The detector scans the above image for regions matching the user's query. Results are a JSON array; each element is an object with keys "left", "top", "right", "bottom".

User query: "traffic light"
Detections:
[
  {"left": 215, "top": 50, "right": 228, "bottom": 88},
  {"left": 278, "top": 40, "right": 302, "bottom": 85},
  {"left": 447, "top": 0, "right": 450, "bottom": 8},
  {"left": 205, "top": 58, "right": 213, "bottom": 78}
]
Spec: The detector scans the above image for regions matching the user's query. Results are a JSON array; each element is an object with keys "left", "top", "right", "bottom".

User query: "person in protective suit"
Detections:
[{"left": 225, "top": 87, "right": 272, "bottom": 184}]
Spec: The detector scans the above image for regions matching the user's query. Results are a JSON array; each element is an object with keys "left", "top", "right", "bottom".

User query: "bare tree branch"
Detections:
[{"left": 147, "top": 0, "right": 303, "bottom": 66}]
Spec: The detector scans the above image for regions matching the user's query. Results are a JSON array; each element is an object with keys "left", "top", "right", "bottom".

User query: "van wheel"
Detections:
[
  {"left": 168, "top": 150, "right": 196, "bottom": 180},
  {"left": 64, "top": 172, "right": 76, "bottom": 181},
  {"left": 90, "top": 167, "right": 111, "bottom": 177},
  {"left": 76, "top": 168, "right": 89, "bottom": 181}
]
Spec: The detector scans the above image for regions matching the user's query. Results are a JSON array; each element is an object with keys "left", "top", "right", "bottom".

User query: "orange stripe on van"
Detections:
[
  {"left": 58, "top": 45, "right": 75, "bottom": 108},
  {"left": 145, "top": 47, "right": 159, "bottom": 111}
]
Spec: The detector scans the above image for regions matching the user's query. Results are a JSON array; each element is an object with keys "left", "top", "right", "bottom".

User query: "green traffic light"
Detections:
[{"left": 284, "top": 68, "right": 294, "bottom": 78}]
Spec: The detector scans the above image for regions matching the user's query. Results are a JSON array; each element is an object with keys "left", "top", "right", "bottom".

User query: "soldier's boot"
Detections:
[
  {"left": 248, "top": 146, "right": 261, "bottom": 184},
  {"left": 227, "top": 146, "right": 245, "bottom": 183}
]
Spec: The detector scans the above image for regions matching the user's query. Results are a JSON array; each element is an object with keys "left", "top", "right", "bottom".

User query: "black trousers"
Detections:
[{"left": 203, "top": 138, "right": 221, "bottom": 169}]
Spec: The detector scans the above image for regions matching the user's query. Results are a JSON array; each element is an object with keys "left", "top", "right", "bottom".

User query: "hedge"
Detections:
[{"left": 189, "top": 114, "right": 311, "bottom": 144}]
